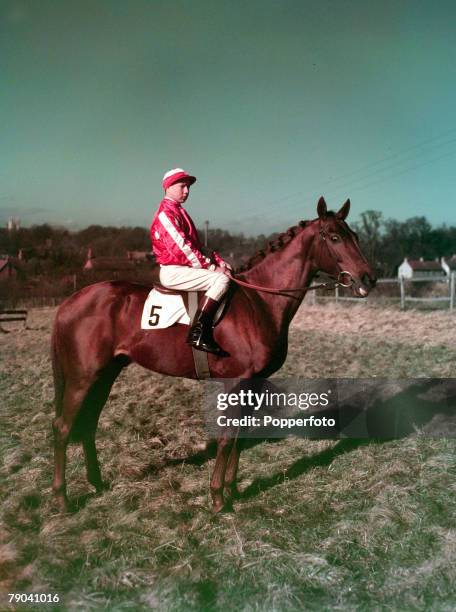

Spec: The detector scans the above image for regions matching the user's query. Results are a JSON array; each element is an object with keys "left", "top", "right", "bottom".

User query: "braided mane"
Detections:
[{"left": 236, "top": 220, "right": 308, "bottom": 273}]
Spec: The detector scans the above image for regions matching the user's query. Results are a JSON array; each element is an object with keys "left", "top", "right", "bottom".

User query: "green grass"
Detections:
[{"left": 1, "top": 305, "right": 456, "bottom": 611}]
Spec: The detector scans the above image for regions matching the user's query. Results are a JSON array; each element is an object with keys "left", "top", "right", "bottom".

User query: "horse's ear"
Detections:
[
  {"left": 317, "top": 196, "right": 327, "bottom": 219},
  {"left": 336, "top": 199, "right": 350, "bottom": 220}
]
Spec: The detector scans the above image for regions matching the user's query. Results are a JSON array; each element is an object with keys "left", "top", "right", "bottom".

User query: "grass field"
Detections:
[{"left": 1, "top": 303, "right": 456, "bottom": 611}]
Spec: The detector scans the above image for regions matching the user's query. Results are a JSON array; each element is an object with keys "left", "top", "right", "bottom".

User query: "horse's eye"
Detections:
[{"left": 331, "top": 234, "right": 340, "bottom": 242}]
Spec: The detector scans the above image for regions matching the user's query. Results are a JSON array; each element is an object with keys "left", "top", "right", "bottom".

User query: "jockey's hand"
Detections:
[
  {"left": 220, "top": 261, "right": 233, "bottom": 272},
  {"left": 214, "top": 265, "right": 230, "bottom": 275}
]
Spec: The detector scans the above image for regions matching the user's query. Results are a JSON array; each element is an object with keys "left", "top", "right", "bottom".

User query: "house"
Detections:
[
  {"left": 127, "top": 250, "right": 151, "bottom": 262},
  {"left": 83, "top": 248, "right": 153, "bottom": 274},
  {"left": 397, "top": 257, "right": 445, "bottom": 279},
  {"left": 0, "top": 255, "right": 25, "bottom": 280},
  {"left": 441, "top": 256, "right": 456, "bottom": 277},
  {"left": 0, "top": 256, "right": 16, "bottom": 280},
  {"left": 83, "top": 247, "right": 135, "bottom": 272}
]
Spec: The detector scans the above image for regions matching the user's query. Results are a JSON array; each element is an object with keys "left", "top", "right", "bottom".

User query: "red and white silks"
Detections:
[
  {"left": 151, "top": 197, "right": 225, "bottom": 268},
  {"left": 150, "top": 197, "right": 229, "bottom": 300}
]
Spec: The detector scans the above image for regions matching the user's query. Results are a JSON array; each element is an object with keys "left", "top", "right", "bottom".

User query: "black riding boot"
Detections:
[{"left": 187, "top": 296, "right": 228, "bottom": 356}]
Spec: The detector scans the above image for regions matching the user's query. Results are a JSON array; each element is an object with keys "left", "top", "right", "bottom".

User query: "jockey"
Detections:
[{"left": 150, "top": 168, "right": 231, "bottom": 356}]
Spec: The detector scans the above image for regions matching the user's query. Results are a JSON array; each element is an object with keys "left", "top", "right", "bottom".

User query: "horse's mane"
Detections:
[{"left": 236, "top": 220, "right": 309, "bottom": 273}]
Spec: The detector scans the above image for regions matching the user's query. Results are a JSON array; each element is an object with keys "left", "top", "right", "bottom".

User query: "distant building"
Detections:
[
  {"left": 398, "top": 257, "right": 445, "bottom": 279},
  {"left": 441, "top": 256, "right": 456, "bottom": 277},
  {"left": 83, "top": 248, "right": 153, "bottom": 273},
  {"left": 7, "top": 217, "right": 20, "bottom": 231},
  {"left": 83, "top": 247, "right": 134, "bottom": 272},
  {"left": 127, "top": 250, "right": 150, "bottom": 262},
  {"left": 0, "top": 256, "right": 21, "bottom": 280}
]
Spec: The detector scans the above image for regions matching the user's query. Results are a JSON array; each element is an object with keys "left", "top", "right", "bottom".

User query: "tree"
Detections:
[{"left": 353, "top": 210, "right": 384, "bottom": 274}]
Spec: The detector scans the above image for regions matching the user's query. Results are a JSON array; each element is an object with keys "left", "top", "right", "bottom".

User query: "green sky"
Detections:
[{"left": 1, "top": 0, "right": 456, "bottom": 234}]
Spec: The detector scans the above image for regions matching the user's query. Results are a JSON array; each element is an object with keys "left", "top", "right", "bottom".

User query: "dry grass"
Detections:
[
  {"left": 284, "top": 302, "right": 456, "bottom": 378},
  {"left": 294, "top": 303, "right": 456, "bottom": 349},
  {"left": 1, "top": 303, "right": 456, "bottom": 610}
]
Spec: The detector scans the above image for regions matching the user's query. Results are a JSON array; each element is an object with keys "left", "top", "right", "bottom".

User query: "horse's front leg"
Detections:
[
  {"left": 224, "top": 438, "right": 241, "bottom": 503},
  {"left": 210, "top": 434, "right": 235, "bottom": 512},
  {"left": 210, "top": 400, "right": 241, "bottom": 512}
]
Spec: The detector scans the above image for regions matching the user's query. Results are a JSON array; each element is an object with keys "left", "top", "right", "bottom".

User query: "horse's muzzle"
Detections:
[{"left": 353, "top": 273, "right": 376, "bottom": 297}]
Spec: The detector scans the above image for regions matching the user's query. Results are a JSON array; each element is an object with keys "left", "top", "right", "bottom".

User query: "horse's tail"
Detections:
[{"left": 51, "top": 315, "right": 65, "bottom": 418}]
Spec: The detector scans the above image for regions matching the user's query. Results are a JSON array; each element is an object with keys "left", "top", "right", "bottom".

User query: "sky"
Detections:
[{"left": 1, "top": 0, "right": 456, "bottom": 235}]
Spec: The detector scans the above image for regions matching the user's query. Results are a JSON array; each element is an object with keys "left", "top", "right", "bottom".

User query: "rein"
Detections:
[{"left": 227, "top": 271, "right": 352, "bottom": 295}]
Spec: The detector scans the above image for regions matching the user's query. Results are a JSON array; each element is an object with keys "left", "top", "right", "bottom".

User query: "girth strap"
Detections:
[{"left": 188, "top": 292, "right": 211, "bottom": 380}]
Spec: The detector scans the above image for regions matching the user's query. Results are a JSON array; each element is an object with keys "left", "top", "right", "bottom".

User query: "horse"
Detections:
[{"left": 51, "top": 197, "right": 376, "bottom": 513}]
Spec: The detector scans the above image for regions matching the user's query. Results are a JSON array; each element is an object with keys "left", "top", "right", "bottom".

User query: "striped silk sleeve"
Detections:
[{"left": 158, "top": 211, "right": 209, "bottom": 268}]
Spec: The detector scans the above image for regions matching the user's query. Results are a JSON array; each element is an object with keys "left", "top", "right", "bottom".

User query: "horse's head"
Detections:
[{"left": 312, "top": 197, "right": 376, "bottom": 297}]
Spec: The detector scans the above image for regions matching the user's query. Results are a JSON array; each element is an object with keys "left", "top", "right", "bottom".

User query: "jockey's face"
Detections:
[{"left": 166, "top": 180, "right": 191, "bottom": 204}]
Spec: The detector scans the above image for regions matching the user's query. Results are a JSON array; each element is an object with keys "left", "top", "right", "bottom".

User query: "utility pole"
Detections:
[
  {"left": 450, "top": 272, "right": 455, "bottom": 312},
  {"left": 204, "top": 220, "right": 209, "bottom": 247},
  {"left": 400, "top": 276, "right": 405, "bottom": 310}
]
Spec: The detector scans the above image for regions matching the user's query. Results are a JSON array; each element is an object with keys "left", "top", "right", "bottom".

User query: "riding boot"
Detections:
[{"left": 187, "top": 296, "right": 229, "bottom": 356}]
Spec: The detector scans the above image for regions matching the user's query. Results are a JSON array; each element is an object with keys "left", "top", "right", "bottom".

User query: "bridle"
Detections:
[
  {"left": 227, "top": 221, "right": 356, "bottom": 296},
  {"left": 317, "top": 222, "right": 355, "bottom": 289}
]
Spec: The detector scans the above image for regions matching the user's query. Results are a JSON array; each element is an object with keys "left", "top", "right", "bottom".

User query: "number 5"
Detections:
[{"left": 149, "top": 305, "right": 162, "bottom": 326}]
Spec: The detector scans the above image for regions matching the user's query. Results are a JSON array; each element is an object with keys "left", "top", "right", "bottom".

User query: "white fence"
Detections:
[{"left": 312, "top": 273, "right": 456, "bottom": 311}]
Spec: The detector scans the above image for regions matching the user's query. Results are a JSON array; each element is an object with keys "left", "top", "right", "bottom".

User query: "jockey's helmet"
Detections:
[{"left": 162, "top": 168, "right": 197, "bottom": 190}]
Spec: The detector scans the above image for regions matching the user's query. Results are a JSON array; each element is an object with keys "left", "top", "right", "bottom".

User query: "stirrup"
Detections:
[
  {"left": 186, "top": 325, "right": 229, "bottom": 356},
  {"left": 187, "top": 336, "right": 229, "bottom": 356}
]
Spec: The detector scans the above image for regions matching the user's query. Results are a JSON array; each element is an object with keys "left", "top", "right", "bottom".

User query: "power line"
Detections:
[
  {"left": 263, "top": 128, "right": 456, "bottom": 221},
  {"left": 316, "top": 127, "right": 456, "bottom": 186},
  {"left": 311, "top": 137, "right": 456, "bottom": 197},
  {"left": 320, "top": 145, "right": 456, "bottom": 201}
]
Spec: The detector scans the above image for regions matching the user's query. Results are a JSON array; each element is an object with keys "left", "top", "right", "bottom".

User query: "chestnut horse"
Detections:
[{"left": 51, "top": 198, "right": 375, "bottom": 512}]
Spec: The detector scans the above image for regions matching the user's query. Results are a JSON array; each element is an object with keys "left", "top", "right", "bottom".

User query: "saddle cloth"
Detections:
[
  {"left": 141, "top": 289, "right": 190, "bottom": 329},
  {"left": 141, "top": 288, "right": 226, "bottom": 330}
]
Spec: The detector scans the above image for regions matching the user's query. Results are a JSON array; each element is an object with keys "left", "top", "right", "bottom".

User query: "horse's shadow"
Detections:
[
  {"left": 70, "top": 492, "right": 95, "bottom": 512},
  {"left": 69, "top": 481, "right": 111, "bottom": 513},
  {"left": 158, "top": 438, "right": 371, "bottom": 502},
  {"left": 238, "top": 438, "right": 369, "bottom": 500},
  {"left": 158, "top": 379, "right": 456, "bottom": 502}
]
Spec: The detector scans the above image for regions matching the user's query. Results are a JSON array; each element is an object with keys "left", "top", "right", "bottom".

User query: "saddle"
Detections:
[
  {"left": 140, "top": 270, "right": 230, "bottom": 378},
  {"left": 146, "top": 267, "right": 197, "bottom": 311},
  {"left": 141, "top": 267, "right": 229, "bottom": 330}
]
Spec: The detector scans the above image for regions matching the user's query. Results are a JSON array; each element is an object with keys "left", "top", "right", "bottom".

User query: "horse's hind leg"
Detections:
[
  {"left": 52, "top": 362, "right": 123, "bottom": 511},
  {"left": 52, "top": 382, "right": 93, "bottom": 512},
  {"left": 80, "top": 362, "right": 123, "bottom": 493},
  {"left": 82, "top": 434, "right": 104, "bottom": 493}
]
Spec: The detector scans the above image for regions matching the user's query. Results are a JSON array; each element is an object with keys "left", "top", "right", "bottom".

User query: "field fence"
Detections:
[
  {"left": 311, "top": 273, "right": 456, "bottom": 311},
  {"left": 4, "top": 296, "right": 64, "bottom": 309},
  {"left": 2, "top": 274, "right": 455, "bottom": 311},
  {"left": 0, "top": 270, "right": 154, "bottom": 309}
]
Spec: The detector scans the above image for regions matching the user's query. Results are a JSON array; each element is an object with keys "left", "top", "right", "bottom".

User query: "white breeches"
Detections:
[{"left": 159, "top": 265, "right": 230, "bottom": 301}]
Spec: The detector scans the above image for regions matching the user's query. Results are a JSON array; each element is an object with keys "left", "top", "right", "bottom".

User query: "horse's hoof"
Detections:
[
  {"left": 95, "top": 480, "right": 110, "bottom": 493},
  {"left": 211, "top": 499, "right": 234, "bottom": 514},
  {"left": 211, "top": 501, "right": 224, "bottom": 514},
  {"left": 53, "top": 494, "right": 71, "bottom": 514},
  {"left": 224, "top": 485, "right": 240, "bottom": 501}
]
